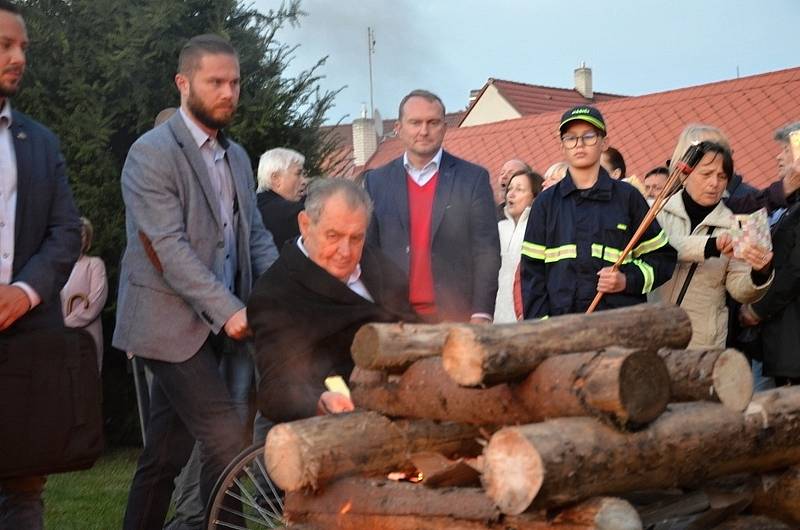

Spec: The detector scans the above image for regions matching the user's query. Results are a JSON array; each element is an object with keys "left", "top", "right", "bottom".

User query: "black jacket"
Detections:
[
  {"left": 752, "top": 200, "right": 800, "bottom": 377},
  {"left": 256, "top": 190, "right": 302, "bottom": 251},
  {"left": 247, "top": 241, "right": 418, "bottom": 423},
  {"left": 522, "top": 169, "right": 676, "bottom": 318}
]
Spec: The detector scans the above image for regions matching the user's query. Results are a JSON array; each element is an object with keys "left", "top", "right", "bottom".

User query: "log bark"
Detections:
[
  {"left": 351, "top": 322, "right": 458, "bottom": 372},
  {"left": 442, "top": 303, "right": 691, "bottom": 386},
  {"left": 291, "top": 512, "right": 637, "bottom": 530},
  {"left": 286, "top": 478, "right": 640, "bottom": 529},
  {"left": 659, "top": 348, "right": 753, "bottom": 411},
  {"left": 352, "top": 349, "right": 669, "bottom": 426},
  {"left": 482, "top": 387, "right": 800, "bottom": 514},
  {"left": 750, "top": 467, "right": 800, "bottom": 526},
  {"left": 265, "top": 411, "right": 485, "bottom": 492},
  {"left": 284, "top": 477, "right": 499, "bottom": 521}
]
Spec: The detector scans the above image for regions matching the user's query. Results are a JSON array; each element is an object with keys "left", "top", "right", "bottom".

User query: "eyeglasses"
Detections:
[{"left": 561, "top": 132, "right": 600, "bottom": 149}]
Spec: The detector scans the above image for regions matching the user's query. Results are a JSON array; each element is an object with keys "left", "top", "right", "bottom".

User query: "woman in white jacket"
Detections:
[
  {"left": 61, "top": 217, "right": 108, "bottom": 372},
  {"left": 494, "top": 169, "right": 542, "bottom": 322},
  {"left": 652, "top": 139, "right": 773, "bottom": 348}
]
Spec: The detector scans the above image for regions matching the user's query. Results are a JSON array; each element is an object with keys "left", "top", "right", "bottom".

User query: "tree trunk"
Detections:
[
  {"left": 482, "top": 387, "right": 800, "bottom": 514},
  {"left": 750, "top": 467, "right": 800, "bottom": 526},
  {"left": 351, "top": 322, "right": 458, "bottom": 372},
  {"left": 351, "top": 348, "right": 669, "bottom": 426},
  {"left": 285, "top": 478, "right": 640, "bottom": 529},
  {"left": 265, "top": 411, "right": 485, "bottom": 492},
  {"left": 284, "top": 477, "right": 499, "bottom": 521},
  {"left": 659, "top": 348, "right": 753, "bottom": 411},
  {"left": 442, "top": 303, "right": 691, "bottom": 386}
]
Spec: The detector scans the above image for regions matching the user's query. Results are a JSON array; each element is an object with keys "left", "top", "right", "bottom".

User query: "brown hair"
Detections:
[
  {"left": 178, "top": 34, "right": 238, "bottom": 76},
  {"left": 398, "top": 89, "right": 445, "bottom": 121}
]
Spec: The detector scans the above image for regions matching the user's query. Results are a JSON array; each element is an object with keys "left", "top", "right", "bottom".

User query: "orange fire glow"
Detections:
[{"left": 339, "top": 500, "right": 352, "bottom": 515}]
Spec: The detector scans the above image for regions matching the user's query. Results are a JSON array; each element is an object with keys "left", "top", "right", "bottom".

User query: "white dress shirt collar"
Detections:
[
  {"left": 403, "top": 147, "right": 443, "bottom": 186},
  {"left": 296, "top": 237, "right": 373, "bottom": 302},
  {"left": 0, "top": 99, "right": 12, "bottom": 126}
]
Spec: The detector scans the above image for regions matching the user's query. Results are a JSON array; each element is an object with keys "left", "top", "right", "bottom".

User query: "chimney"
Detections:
[
  {"left": 574, "top": 62, "right": 593, "bottom": 99},
  {"left": 468, "top": 89, "right": 482, "bottom": 107},
  {"left": 352, "top": 104, "right": 378, "bottom": 166}
]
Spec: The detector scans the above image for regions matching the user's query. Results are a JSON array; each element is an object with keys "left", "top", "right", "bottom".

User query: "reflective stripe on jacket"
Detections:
[{"left": 521, "top": 168, "right": 677, "bottom": 318}]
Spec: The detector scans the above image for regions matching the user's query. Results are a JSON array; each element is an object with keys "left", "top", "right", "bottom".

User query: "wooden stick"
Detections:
[{"left": 586, "top": 142, "right": 706, "bottom": 313}]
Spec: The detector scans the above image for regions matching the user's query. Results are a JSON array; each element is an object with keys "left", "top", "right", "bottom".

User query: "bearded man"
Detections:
[{"left": 113, "top": 34, "right": 278, "bottom": 529}]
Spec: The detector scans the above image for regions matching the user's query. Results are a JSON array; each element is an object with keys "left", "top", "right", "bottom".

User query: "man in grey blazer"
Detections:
[
  {"left": 113, "top": 34, "right": 278, "bottom": 530},
  {"left": 364, "top": 90, "right": 500, "bottom": 323}
]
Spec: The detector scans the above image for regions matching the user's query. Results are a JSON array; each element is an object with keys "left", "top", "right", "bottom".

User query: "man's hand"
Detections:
[
  {"left": 317, "top": 391, "right": 355, "bottom": 415},
  {"left": 596, "top": 267, "right": 626, "bottom": 294},
  {"left": 0, "top": 285, "right": 31, "bottom": 331},
  {"left": 223, "top": 308, "right": 250, "bottom": 340},
  {"left": 716, "top": 233, "right": 734, "bottom": 257}
]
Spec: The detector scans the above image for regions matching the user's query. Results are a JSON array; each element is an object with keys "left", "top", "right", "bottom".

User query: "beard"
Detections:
[
  {"left": 186, "top": 87, "right": 236, "bottom": 131},
  {"left": 0, "top": 71, "right": 23, "bottom": 98}
]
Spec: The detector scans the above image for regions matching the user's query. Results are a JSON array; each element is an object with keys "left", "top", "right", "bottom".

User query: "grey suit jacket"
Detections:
[
  {"left": 363, "top": 150, "right": 500, "bottom": 322},
  {"left": 113, "top": 112, "right": 278, "bottom": 362}
]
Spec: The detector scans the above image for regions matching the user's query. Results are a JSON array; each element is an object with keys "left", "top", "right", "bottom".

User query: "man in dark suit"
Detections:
[
  {"left": 364, "top": 89, "right": 500, "bottom": 323},
  {"left": 248, "top": 178, "right": 418, "bottom": 423},
  {"left": 0, "top": 2, "right": 81, "bottom": 528},
  {"left": 114, "top": 34, "right": 278, "bottom": 529}
]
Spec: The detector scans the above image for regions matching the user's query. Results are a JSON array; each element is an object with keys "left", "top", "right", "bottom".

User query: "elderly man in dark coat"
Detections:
[{"left": 248, "top": 178, "right": 418, "bottom": 423}]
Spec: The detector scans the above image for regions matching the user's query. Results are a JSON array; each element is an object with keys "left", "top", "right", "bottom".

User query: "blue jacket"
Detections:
[
  {"left": 8, "top": 110, "right": 81, "bottom": 333},
  {"left": 522, "top": 169, "right": 676, "bottom": 318},
  {"left": 364, "top": 151, "right": 500, "bottom": 322}
]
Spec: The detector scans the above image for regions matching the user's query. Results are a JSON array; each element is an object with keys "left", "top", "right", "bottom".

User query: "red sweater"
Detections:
[{"left": 407, "top": 172, "right": 439, "bottom": 316}]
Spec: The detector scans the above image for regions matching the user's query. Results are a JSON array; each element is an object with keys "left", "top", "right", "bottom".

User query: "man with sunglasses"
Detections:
[{"left": 521, "top": 105, "right": 676, "bottom": 318}]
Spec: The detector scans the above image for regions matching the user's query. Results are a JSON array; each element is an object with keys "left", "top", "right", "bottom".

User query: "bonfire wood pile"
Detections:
[{"left": 265, "top": 303, "right": 800, "bottom": 530}]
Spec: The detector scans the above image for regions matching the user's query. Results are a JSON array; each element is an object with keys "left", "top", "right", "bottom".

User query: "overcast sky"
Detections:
[{"left": 253, "top": 0, "right": 800, "bottom": 124}]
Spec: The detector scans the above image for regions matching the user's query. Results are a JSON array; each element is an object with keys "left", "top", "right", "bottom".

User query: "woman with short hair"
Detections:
[{"left": 653, "top": 137, "right": 773, "bottom": 348}]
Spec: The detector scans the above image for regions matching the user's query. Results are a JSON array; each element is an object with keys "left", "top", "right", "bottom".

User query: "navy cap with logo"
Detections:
[{"left": 559, "top": 105, "right": 606, "bottom": 135}]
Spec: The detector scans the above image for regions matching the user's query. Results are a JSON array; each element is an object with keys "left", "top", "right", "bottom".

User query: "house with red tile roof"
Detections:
[
  {"left": 459, "top": 67, "right": 624, "bottom": 127},
  {"left": 364, "top": 66, "right": 800, "bottom": 190}
]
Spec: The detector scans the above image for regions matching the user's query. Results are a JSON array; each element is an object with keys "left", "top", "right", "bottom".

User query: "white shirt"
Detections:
[
  {"left": 0, "top": 100, "right": 40, "bottom": 308},
  {"left": 297, "top": 238, "right": 374, "bottom": 302},
  {"left": 403, "top": 147, "right": 443, "bottom": 186},
  {"left": 179, "top": 108, "right": 238, "bottom": 292}
]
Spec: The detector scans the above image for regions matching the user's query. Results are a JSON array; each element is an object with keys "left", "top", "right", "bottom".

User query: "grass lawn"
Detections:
[{"left": 44, "top": 448, "right": 139, "bottom": 530}]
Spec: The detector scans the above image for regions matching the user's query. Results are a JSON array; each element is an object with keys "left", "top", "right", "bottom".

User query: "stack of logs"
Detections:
[{"left": 265, "top": 303, "right": 800, "bottom": 530}]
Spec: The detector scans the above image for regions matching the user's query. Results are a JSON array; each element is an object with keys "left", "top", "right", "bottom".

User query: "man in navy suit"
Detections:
[
  {"left": 0, "top": 2, "right": 82, "bottom": 528},
  {"left": 364, "top": 90, "right": 500, "bottom": 323}
]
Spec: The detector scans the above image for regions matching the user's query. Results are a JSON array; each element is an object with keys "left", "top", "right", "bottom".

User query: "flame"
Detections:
[{"left": 339, "top": 500, "right": 352, "bottom": 515}]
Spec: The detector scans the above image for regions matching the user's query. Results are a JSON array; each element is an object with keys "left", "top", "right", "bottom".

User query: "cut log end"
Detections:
[
  {"left": 442, "top": 326, "right": 486, "bottom": 387},
  {"left": 264, "top": 424, "right": 308, "bottom": 492},
  {"left": 482, "top": 427, "right": 543, "bottom": 515},
  {"left": 350, "top": 324, "right": 380, "bottom": 370},
  {"left": 713, "top": 349, "right": 754, "bottom": 412},
  {"left": 586, "top": 497, "right": 642, "bottom": 530},
  {"left": 618, "top": 351, "right": 671, "bottom": 424}
]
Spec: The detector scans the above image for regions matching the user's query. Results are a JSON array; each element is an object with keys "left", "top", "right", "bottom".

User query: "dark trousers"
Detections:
[
  {"left": 0, "top": 476, "right": 46, "bottom": 530},
  {"left": 122, "top": 337, "right": 246, "bottom": 530}
]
